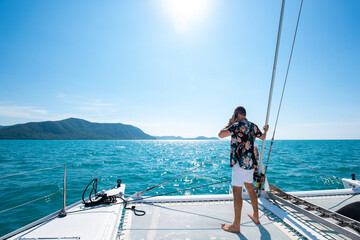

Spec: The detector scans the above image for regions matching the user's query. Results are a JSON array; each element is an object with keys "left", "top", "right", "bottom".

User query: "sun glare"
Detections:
[{"left": 162, "top": 0, "right": 211, "bottom": 34}]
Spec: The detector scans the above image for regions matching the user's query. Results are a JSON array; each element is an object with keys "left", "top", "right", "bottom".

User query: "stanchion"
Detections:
[{"left": 59, "top": 164, "right": 67, "bottom": 217}]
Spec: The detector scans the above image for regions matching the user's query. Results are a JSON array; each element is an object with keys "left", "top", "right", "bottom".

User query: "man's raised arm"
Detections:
[
  {"left": 257, "top": 125, "right": 269, "bottom": 140},
  {"left": 218, "top": 117, "right": 236, "bottom": 138},
  {"left": 218, "top": 128, "right": 232, "bottom": 138}
]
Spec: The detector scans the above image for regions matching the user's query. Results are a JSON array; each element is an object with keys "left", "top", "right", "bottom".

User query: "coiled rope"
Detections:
[
  {"left": 66, "top": 179, "right": 231, "bottom": 214},
  {"left": 63, "top": 153, "right": 231, "bottom": 215}
]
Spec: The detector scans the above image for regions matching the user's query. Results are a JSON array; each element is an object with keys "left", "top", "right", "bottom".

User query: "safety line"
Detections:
[
  {"left": 0, "top": 166, "right": 63, "bottom": 179},
  {"left": 0, "top": 192, "right": 59, "bottom": 214}
]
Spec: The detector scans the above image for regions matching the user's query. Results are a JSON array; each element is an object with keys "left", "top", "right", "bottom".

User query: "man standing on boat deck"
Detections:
[{"left": 218, "top": 106, "right": 268, "bottom": 233}]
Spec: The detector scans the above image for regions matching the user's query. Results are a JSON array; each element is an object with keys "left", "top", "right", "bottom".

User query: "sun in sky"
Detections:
[
  {"left": 162, "top": 0, "right": 212, "bottom": 34},
  {"left": 0, "top": 1, "right": 359, "bottom": 139}
]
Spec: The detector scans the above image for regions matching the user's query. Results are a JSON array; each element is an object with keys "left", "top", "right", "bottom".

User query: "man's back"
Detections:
[{"left": 227, "top": 118, "right": 262, "bottom": 169}]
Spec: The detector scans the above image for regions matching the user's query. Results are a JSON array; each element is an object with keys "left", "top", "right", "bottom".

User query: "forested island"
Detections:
[{"left": 0, "top": 118, "right": 218, "bottom": 140}]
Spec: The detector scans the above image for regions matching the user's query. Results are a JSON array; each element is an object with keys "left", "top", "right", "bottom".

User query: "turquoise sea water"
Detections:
[{"left": 0, "top": 140, "right": 359, "bottom": 236}]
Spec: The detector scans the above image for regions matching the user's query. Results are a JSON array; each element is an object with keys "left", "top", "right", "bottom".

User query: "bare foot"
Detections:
[
  {"left": 221, "top": 223, "right": 240, "bottom": 233},
  {"left": 247, "top": 213, "right": 260, "bottom": 224}
]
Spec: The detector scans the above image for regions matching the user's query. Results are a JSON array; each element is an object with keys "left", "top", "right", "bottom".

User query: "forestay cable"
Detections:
[
  {"left": 259, "top": 0, "right": 286, "bottom": 172},
  {"left": 264, "top": 0, "right": 304, "bottom": 177}
]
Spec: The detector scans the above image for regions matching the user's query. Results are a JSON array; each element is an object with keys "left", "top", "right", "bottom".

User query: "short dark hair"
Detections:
[{"left": 234, "top": 106, "right": 246, "bottom": 117}]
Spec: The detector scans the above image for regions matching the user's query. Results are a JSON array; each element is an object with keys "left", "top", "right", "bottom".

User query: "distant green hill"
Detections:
[
  {"left": 0, "top": 118, "right": 155, "bottom": 140},
  {"left": 155, "top": 136, "right": 219, "bottom": 140},
  {"left": 193, "top": 136, "right": 219, "bottom": 140}
]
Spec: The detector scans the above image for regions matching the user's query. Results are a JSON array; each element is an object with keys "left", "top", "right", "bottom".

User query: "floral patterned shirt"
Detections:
[{"left": 227, "top": 118, "right": 263, "bottom": 170}]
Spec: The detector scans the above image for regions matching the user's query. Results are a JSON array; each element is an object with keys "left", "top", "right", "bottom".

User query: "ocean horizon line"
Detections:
[{"left": 0, "top": 138, "right": 359, "bottom": 141}]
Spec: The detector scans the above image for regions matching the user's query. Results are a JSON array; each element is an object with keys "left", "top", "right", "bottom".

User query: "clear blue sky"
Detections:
[{"left": 0, "top": 0, "right": 359, "bottom": 139}]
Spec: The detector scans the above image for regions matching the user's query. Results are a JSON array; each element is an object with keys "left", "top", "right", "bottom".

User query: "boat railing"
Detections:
[
  {"left": 0, "top": 164, "right": 127, "bottom": 239},
  {"left": 0, "top": 165, "right": 67, "bottom": 217}
]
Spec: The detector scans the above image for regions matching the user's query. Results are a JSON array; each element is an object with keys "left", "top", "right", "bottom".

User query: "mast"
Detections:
[{"left": 259, "top": 0, "right": 286, "bottom": 190}]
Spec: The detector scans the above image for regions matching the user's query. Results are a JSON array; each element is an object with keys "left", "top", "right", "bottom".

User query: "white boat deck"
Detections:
[
  {"left": 5, "top": 185, "right": 125, "bottom": 240},
  {"left": 120, "top": 198, "right": 298, "bottom": 240},
  {"left": 2, "top": 185, "right": 360, "bottom": 240},
  {"left": 300, "top": 194, "right": 360, "bottom": 239},
  {"left": 264, "top": 189, "right": 360, "bottom": 240},
  {"left": 303, "top": 194, "right": 360, "bottom": 212},
  {"left": 119, "top": 188, "right": 360, "bottom": 240}
]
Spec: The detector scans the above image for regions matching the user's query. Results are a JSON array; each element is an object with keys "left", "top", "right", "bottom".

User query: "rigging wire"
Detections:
[
  {"left": 263, "top": 0, "right": 304, "bottom": 178},
  {"left": 265, "top": 147, "right": 345, "bottom": 183},
  {"left": 128, "top": 179, "right": 231, "bottom": 203},
  {"left": 259, "top": 0, "right": 286, "bottom": 172},
  {"left": 135, "top": 153, "right": 229, "bottom": 196}
]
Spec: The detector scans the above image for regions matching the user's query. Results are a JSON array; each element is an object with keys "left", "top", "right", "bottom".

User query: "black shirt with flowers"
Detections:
[{"left": 227, "top": 118, "right": 263, "bottom": 170}]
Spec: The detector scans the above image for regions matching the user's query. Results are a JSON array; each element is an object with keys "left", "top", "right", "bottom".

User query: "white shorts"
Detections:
[{"left": 232, "top": 163, "right": 253, "bottom": 187}]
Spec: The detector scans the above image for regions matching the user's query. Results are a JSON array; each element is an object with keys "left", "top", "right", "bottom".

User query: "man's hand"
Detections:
[
  {"left": 219, "top": 114, "right": 236, "bottom": 138},
  {"left": 258, "top": 125, "right": 269, "bottom": 140},
  {"left": 225, "top": 114, "right": 236, "bottom": 128},
  {"left": 228, "top": 117, "right": 235, "bottom": 126},
  {"left": 263, "top": 125, "right": 269, "bottom": 133}
]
